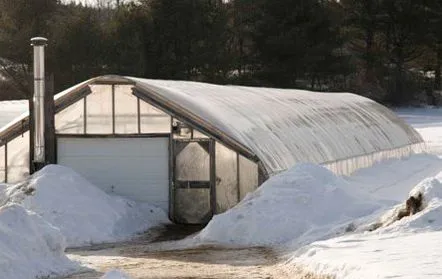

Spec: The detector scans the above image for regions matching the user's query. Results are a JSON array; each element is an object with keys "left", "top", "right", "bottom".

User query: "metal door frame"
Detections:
[{"left": 170, "top": 138, "right": 216, "bottom": 224}]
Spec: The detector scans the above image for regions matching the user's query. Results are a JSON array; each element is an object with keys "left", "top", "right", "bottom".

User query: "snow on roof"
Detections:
[
  {"left": 132, "top": 77, "right": 423, "bottom": 175},
  {"left": 0, "top": 100, "right": 28, "bottom": 129}
]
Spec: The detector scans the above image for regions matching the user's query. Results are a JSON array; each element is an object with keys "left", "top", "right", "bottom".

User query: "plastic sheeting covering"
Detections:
[
  {"left": 238, "top": 155, "right": 259, "bottom": 199},
  {"left": 215, "top": 143, "right": 238, "bottom": 213},
  {"left": 0, "top": 145, "right": 5, "bottom": 183},
  {"left": 115, "top": 85, "right": 138, "bottom": 134},
  {"left": 55, "top": 98, "right": 84, "bottom": 134},
  {"left": 132, "top": 78, "right": 424, "bottom": 175},
  {"left": 6, "top": 132, "right": 29, "bottom": 183},
  {"left": 86, "top": 85, "right": 113, "bottom": 134}
]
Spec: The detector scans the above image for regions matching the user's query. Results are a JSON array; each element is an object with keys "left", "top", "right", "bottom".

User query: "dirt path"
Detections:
[{"left": 60, "top": 225, "right": 293, "bottom": 279}]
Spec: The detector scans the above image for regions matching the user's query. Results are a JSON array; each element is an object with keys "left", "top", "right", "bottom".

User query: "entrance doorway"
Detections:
[{"left": 172, "top": 139, "right": 215, "bottom": 224}]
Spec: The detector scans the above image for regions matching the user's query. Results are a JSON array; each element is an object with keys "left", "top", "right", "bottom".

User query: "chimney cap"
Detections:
[{"left": 30, "top": 37, "right": 48, "bottom": 46}]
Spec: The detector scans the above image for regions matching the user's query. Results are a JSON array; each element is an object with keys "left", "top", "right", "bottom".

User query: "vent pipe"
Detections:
[{"left": 31, "top": 37, "right": 48, "bottom": 164}]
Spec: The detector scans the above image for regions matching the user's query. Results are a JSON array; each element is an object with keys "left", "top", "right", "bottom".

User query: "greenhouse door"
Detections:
[{"left": 172, "top": 139, "right": 215, "bottom": 224}]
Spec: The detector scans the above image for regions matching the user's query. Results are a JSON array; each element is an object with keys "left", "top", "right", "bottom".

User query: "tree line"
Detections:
[{"left": 0, "top": 0, "right": 441, "bottom": 106}]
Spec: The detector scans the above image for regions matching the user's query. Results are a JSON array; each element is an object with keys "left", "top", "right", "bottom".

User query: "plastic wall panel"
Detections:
[
  {"left": 176, "top": 143, "right": 210, "bottom": 181},
  {"left": 175, "top": 188, "right": 211, "bottom": 224},
  {"left": 6, "top": 132, "right": 29, "bottom": 183},
  {"left": 115, "top": 85, "right": 138, "bottom": 134},
  {"left": 86, "top": 85, "right": 112, "bottom": 134},
  {"left": 0, "top": 145, "right": 5, "bottom": 183},
  {"left": 215, "top": 143, "right": 238, "bottom": 213},
  {"left": 55, "top": 98, "right": 84, "bottom": 134},
  {"left": 323, "top": 142, "right": 426, "bottom": 176},
  {"left": 133, "top": 78, "right": 424, "bottom": 175},
  {"left": 239, "top": 155, "right": 258, "bottom": 200},
  {"left": 140, "top": 101, "right": 170, "bottom": 133}
]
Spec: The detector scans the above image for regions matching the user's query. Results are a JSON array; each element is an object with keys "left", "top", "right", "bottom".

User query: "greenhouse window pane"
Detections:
[
  {"left": 86, "top": 85, "right": 112, "bottom": 134},
  {"left": 6, "top": 132, "right": 30, "bottom": 183},
  {"left": 55, "top": 98, "right": 84, "bottom": 134},
  {"left": 0, "top": 145, "right": 5, "bottom": 183},
  {"left": 115, "top": 85, "right": 138, "bottom": 134},
  {"left": 239, "top": 155, "right": 258, "bottom": 200},
  {"left": 215, "top": 143, "right": 238, "bottom": 213},
  {"left": 140, "top": 101, "right": 170, "bottom": 133}
]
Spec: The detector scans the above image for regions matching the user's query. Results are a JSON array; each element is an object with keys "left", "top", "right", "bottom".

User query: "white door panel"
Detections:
[{"left": 57, "top": 137, "right": 169, "bottom": 213}]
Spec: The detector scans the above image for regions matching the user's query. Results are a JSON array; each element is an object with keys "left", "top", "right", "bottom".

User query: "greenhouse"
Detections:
[{"left": 0, "top": 75, "right": 425, "bottom": 224}]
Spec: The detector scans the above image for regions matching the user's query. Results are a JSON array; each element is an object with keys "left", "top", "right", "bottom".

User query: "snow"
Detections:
[
  {"left": 194, "top": 107, "right": 442, "bottom": 278},
  {"left": 286, "top": 173, "right": 442, "bottom": 279},
  {"left": 101, "top": 269, "right": 132, "bottom": 279},
  {"left": 0, "top": 204, "right": 77, "bottom": 279},
  {"left": 281, "top": 108, "right": 442, "bottom": 279},
  {"left": 195, "top": 154, "right": 442, "bottom": 247},
  {"left": 1, "top": 165, "right": 169, "bottom": 247},
  {"left": 195, "top": 163, "right": 383, "bottom": 246},
  {"left": 0, "top": 164, "right": 168, "bottom": 278},
  {"left": 396, "top": 107, "right": 442, "bottom": 154}
]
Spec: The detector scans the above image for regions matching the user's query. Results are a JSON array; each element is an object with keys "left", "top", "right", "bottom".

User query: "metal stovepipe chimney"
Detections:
[{"left": 31, "top": 37, "right": 48, "bottom": 164}]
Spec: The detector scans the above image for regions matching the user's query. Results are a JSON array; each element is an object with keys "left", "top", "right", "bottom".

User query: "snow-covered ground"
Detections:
[
  {"left": 396, "top": 107, "right": 442, "bottom": 154},
  {"left": 0, "top": 165, "right": 168, "bottom": 278},
  {"left": 192, "top": 107, "right": 442, "bottom": 279},
  {"left": 285, "top": 173, "right": 442, "bottom": 279}
]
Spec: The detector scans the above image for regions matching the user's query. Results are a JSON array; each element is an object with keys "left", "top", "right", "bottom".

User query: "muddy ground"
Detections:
[{"left": 59, "top": 225, "right": 327, "bottom": 279}]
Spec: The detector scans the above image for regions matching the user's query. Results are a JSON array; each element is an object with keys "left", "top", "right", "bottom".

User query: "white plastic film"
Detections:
[
  {"left": 0, "top": 145, "right": 5, "bottom": 183},
  {"left": 239, "top": 155, "right": 258, "bottom": 200},
  {"left": 55, "top": 98, "right": 85, "bottom": 134},
  {"left": 215, "top": 143, "right": 238, "bottom": 213},
  {"left": 133, "top": 78, "right": 423, "bottom": 175},
  {"left": 115, "top": 85, "right": 138, "bottom": 134},
  {"left": 176, "top": 142, "right": 210, "bottom": 181},
  {"left": 140, "top": 101, "right": 170, "bottom": 133},
  {"left": 86, "top": 85, "right": 112, "bottom": 134},
  {"left": 6, "top": 132, "right": 29, "bottom": 183}
]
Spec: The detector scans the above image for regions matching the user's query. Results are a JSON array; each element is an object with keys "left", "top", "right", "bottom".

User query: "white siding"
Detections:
[{"left": 57, "top": 137, "right": 169, "bottom": 212}]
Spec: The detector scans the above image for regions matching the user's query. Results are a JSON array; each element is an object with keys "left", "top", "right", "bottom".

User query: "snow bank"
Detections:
[
  {"left": 0, "top": 204, "right": 76, "bottom": 278},
  {"left": 195, "top": 163, "right": 382, "bottom": 246},
  {"left": 1, "top": 165, "right": 169, "bottom": 247},
  {"left": 372, "top": 172, "right": 442, "bottom": 234},
  {"left": 286, "top": 170, "right": 442, "bottom": 279},
  {"left": 101, "top": 269, "right": 132, "bottom": 279}
]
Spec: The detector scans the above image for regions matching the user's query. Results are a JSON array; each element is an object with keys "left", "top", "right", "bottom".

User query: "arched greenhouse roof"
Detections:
[{"left": 0, "top": 75, "right": 424, "bottom": 176}]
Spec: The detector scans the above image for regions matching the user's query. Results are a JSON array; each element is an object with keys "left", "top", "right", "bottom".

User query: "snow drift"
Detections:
[
  {"left": 195, "top": 163, "right": 383, "bottom": 246},
  {"left": 287, "top": 170, "right": 442, "bottom": 279},
  {"left": 0, "top": 204, "right": 77, "bottom": 278},
  {"left": 0, "top": 165, "right": 169, "bottom": 246},
  {"left": 368, "top": 172, "right": 442, "bottom": 234}
]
